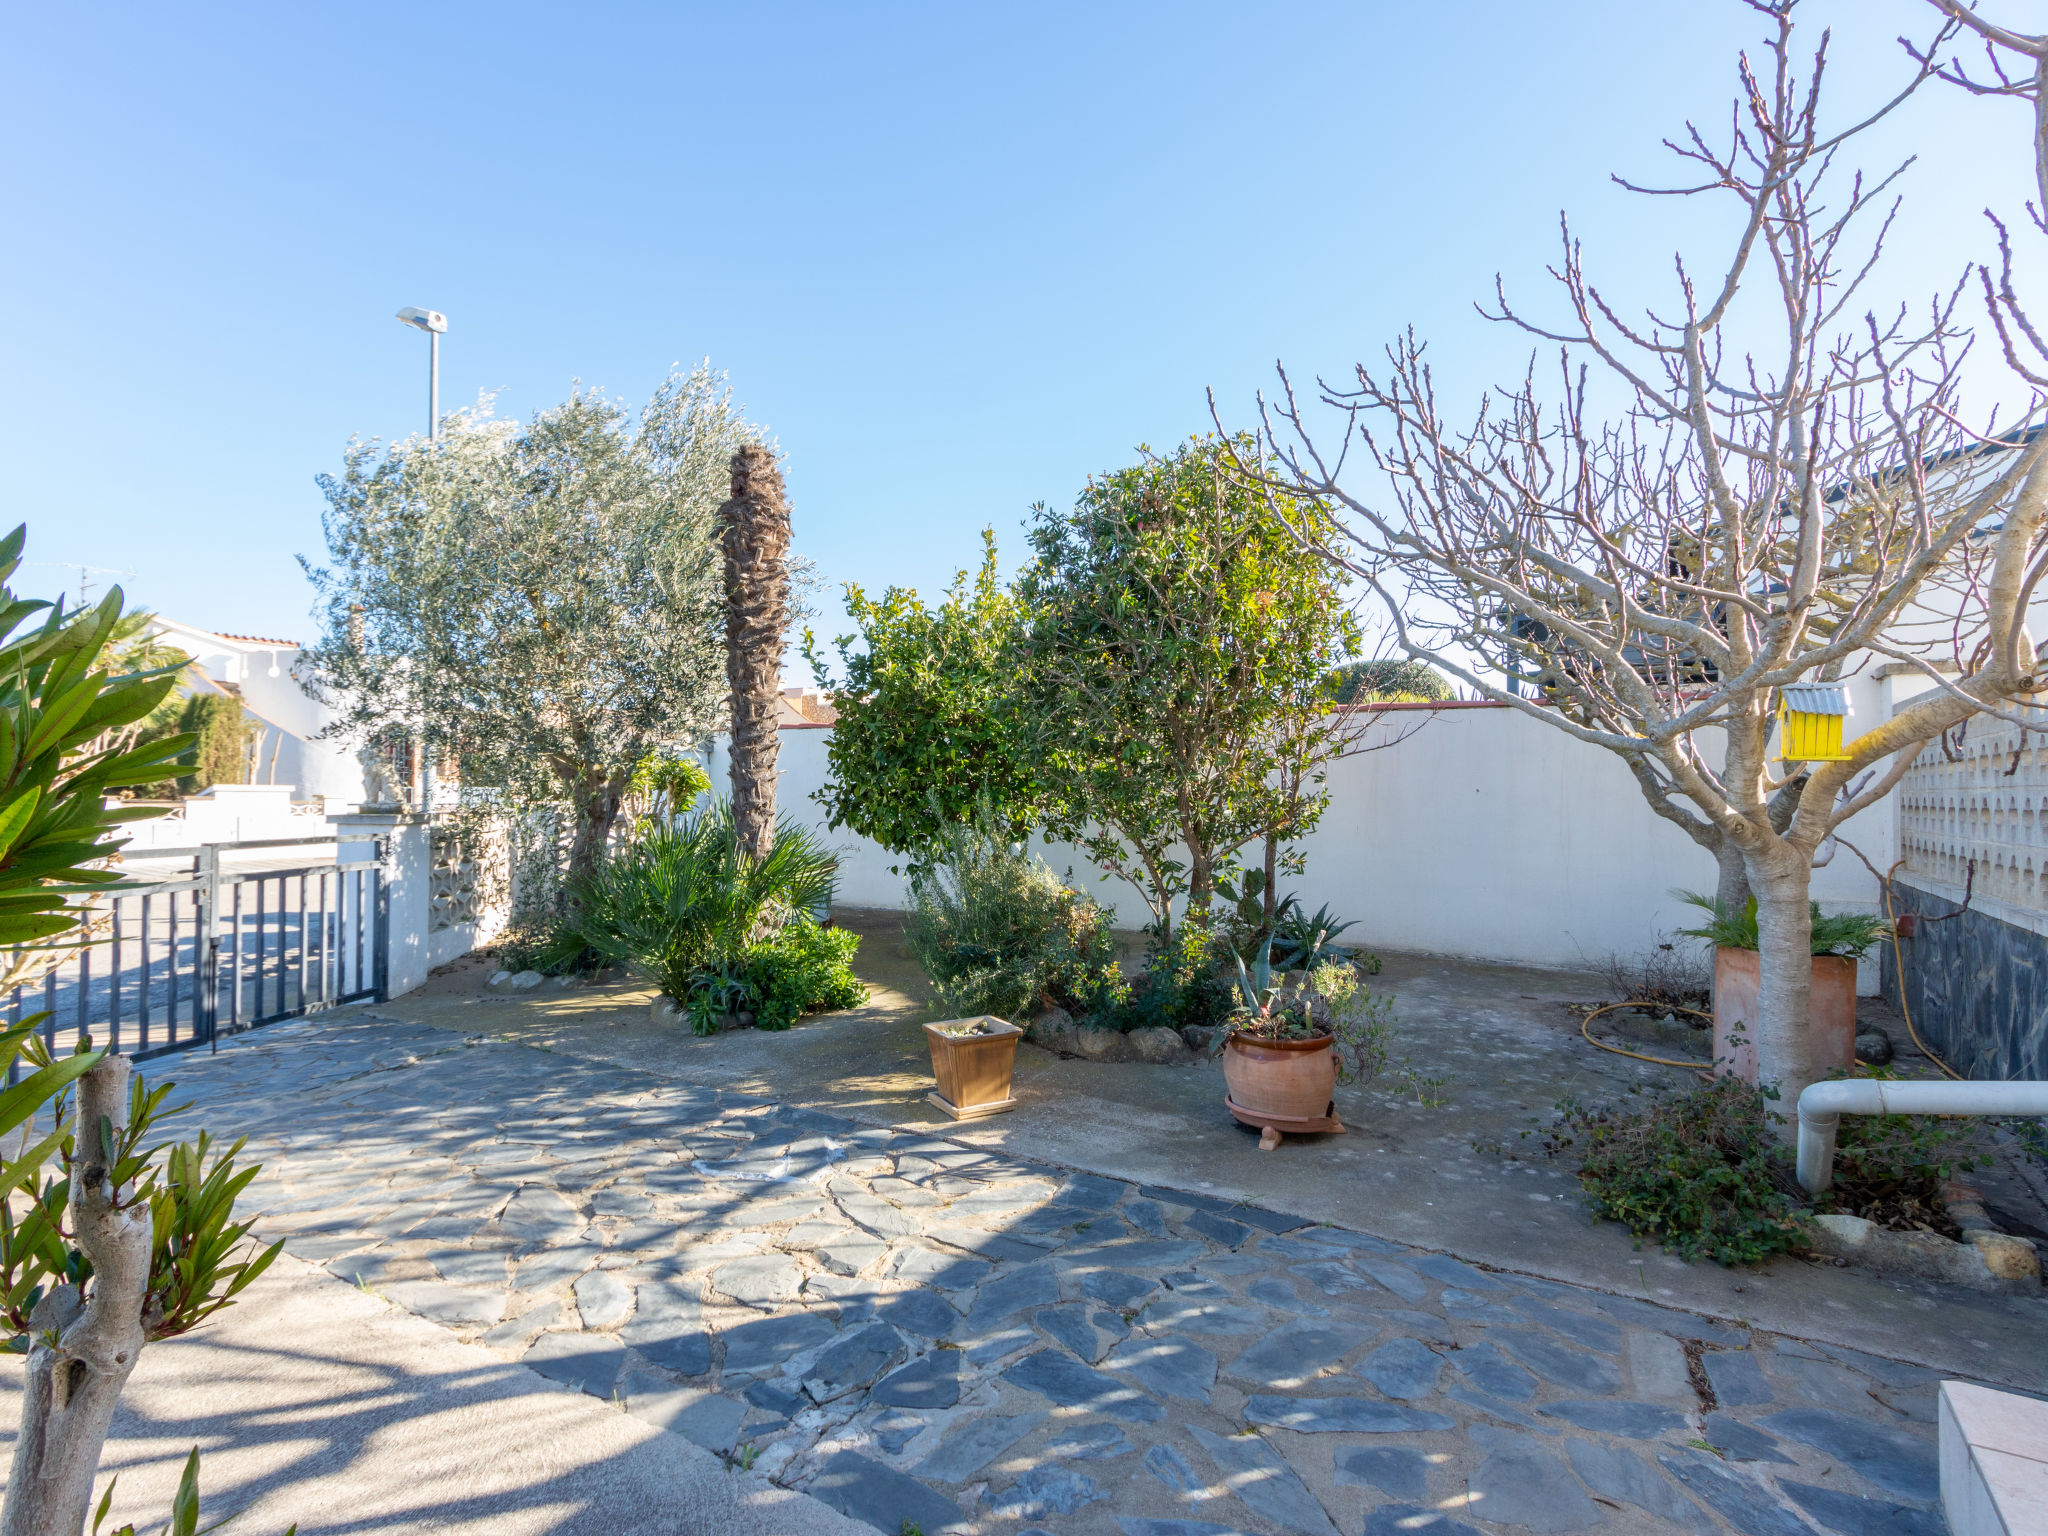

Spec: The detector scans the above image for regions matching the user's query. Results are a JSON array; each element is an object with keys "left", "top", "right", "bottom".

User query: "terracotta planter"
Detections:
[
  {"left": 1222, "top": 1030, "right": 1346, "bottom": 1149},
  {"left": 924, "top": 1016, "right": 1022, "bottom": 1121},
  {"left": 1712, "top": 947, "right": 1857, "bottom": 1082}
]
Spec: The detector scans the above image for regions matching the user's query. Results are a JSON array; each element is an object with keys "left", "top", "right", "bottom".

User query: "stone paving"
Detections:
[{"left": 160, "top": 1009, "right": 1958, "bottom": 1536}]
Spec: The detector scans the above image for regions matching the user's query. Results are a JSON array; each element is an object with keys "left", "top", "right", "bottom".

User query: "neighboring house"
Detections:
[{"left": 144, "top": 619, "right": 366, "bottom": 808}]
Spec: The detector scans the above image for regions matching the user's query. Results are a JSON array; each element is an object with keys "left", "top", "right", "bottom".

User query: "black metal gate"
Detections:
[{"left": 4, "top": 834, "right": 390, "bottom": 1071}]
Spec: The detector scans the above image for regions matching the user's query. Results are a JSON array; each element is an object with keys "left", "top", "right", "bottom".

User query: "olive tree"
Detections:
[
  {"left": 1020, "top": 435, "right": 1362, "bottom": 937},
  {"left": 1240, "top": 1, "right": 2048, "bottom": 1116},
  {"left": 301, "top": 366, "right": 756, "bottom": 878}
]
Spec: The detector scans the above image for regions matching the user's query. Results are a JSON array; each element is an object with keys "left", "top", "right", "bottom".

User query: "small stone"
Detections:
[
  {"left": 988, "top": 1466, "right": 1106, "bottom": 1519},
  {"left": 1782, "top": 1480, "right": 1945, "bottom": 1536},
  {"left": 1126, "top": 1025, "right": 1188, "bottom": 1064},
  {"left": 499, "top": 1186, "right": 586, "bottom": 1245},
  {"left": 1034, "top": 1304, "right": 1128, "bottom": 1364},
  {"left": 1334, "top": 1446, "right": 1429, "bottom": 1501},
  {"left": 1102, "top": 1336, "right": 1217, "bottom": 1402},
  {"left": 379, "top": 1280, "right": 507, "bottom": 1328},
  {"left": 1491, "top": 1328, "right": 1622, "bottom": 1393},
  {"left": 719, "top": 1312, "right": 836, "bottom": 1376},
  {"left": 1073, "top": 1026, "right": 1135, "bottom": 1062},
  {"left": 1357, "top": 1337, "right": 1445, "bottom": 1400},
  {"left": 807, "top": 1450, "right": 966, "bottom": 1535},
  {"left": 622, "top": 1375, "right": 747, "bottom": 1453},
  {"left": 1507, "top": 1295, "right": 1624, "bottom": 1352},
  {"left": 1704, "top": 1349, "right": 1773, "bottom": 1406},
  {"left": 1628, "top": 1331, "right": 1693, "bottom": 1402},
  {"left": 1188, "top": 1426, "right": 1340, "bottom": 1536},
  {"left": 1354, "top": 1258, "right": 1429, "bottom": 1301},
  {"left": 509, "top": 970, "right": 545, "bottom": 990},
  {"left": 871, "top": 1409, "right": 927, "bottom": 1455},
  {"left": 572, "top": 1269, "right": 633, "bottom": 1330},
  {"left": 1002, "top": 1350, "right": 1164, "bottom": 1422},
  {"left": 1700, "top": 1411, "right": 1793, "bottom": 1464},
  {"left": 804, "top": 1322, "right": 909, "bottom": 1402},
  {"left": 1470, "top": 1435, "right": 1604, "bottom": 1533},
  {"left": 1539, "top": 1399, "right": 1686, "bottom": 1437},
  {"left": 1244, "top": 1395, "right": 1457, "bottom": 1434},
  {"left": 1565, "top": 1440, "right": 1716, "bottom": 1535},
  {"left": 1226, "top": 1319, "right": 1375, "bottom": 1389},
  {"left": 814, "top": 1234, "right": 888, "bottom": 1277},
  {"left": 710, "top": 1253, "right": 804, "bottom": 1306},
  {"left": 523, "top": 1330, "right": 627, "bottom": 1397},
  {"left": 1080, "top": 1269, "right": 1158, "bottom": 1308},
  {"left": 1410, "top": 1254, "right": 1502, "bottom": 1288},
  {"left": 1854, "top": 1030, "right": 1894, "bottom": 1065},
  {"left": 512, "top": 1243, "right": 604, "bottom": 1296},
  {"left": 1186, "top": 1210, "right": 1252, "bottom": 1249},
  {"left": 871, "top": 1349, "right": 962, "bottom": 1409},
  {"left": 1046, "top": 1421, "right": 1133, "bottom": 1459},
  {"left": 886, "top": 1244, "right": 989, "bottom": 1292},
  {"left": 1439, "top": 1287, "right": 1521, "bottom": 1324},
  {"left": 1248, "top": 1275, "right": 1328, "bottom": 1316},
  {"left": 965, "top": 1262, "right": 1060, "bottom": 1320},
  {"left": 1122, "top": 1200, "right": 1169, "bottom": 1237},
  {"left": 1759, "top": 1409, "right": 1939, "bottom": 1503},
  {"left": 1659, "top": 1450, "right": 1815, "bottom": 1536},
  {"left": 1179, "top": 1024, "right": 1217, "bottom": 1052},
  {"left": 913, "top": 1410, "right": 1046, "bottom": 1482}
]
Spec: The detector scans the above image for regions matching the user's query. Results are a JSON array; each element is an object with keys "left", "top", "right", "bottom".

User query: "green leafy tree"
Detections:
[
  {"left": 804, "top": 531, "right": 1042, "bottom": 865},
  {"left": 1020, "top": 436, "right": 1360, "bottom": 937},
  {"left": 172, "top": 693, "right": 255, "bottom": 795},
  {"left": 0, "top": 525, "right": 283, "bottom": 1534},
  {"left": 300, "top": 366, "right": 756, "bottom": 879}
]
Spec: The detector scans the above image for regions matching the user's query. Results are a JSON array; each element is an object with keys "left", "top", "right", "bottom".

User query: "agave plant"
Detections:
[
  {"left": 565, "top": 800, "right": 838, "bottom": 1001},
  {"left": 1271, "top": 903, "right": 1358, "bottom": 970}
]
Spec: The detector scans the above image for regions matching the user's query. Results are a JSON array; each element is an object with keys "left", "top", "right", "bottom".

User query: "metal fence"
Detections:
[{"left": 4, "top": 835, "right": 389, "bottom": 1076}]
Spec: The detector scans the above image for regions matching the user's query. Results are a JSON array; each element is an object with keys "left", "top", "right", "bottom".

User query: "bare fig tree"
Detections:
[
  {"left": 720, "top": 443, "right": 794, "bottom": 862},
  {"left": 1235, "top": 0, "right": 2048, "bottom": 1118}
]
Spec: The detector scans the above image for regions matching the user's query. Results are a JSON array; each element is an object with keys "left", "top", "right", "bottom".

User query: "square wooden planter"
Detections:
[{"left": 923, "top": 1016, "right": 1022, "bottom": 1120}]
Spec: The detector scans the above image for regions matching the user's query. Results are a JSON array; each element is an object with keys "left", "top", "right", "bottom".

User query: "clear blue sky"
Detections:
[{"left": 1, "top": 1, "right": 2027, "bottom": 650}]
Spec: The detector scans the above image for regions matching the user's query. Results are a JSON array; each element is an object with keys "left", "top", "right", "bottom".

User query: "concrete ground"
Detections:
[
  {"left": 413, "top": 908, "right": 2048, "bottom": 1390},
  {"left": 0, "top": 1252, "right": 872, "bottom": 1536},
  {"left": 5, "top": 912, "right": 2041, "bottom": 1536}
]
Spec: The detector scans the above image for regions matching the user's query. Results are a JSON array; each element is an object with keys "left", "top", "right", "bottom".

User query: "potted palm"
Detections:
[
  {"left": 1216, "top": 941, "right": 1394, "bottom": 1149},
  {"left": 1678, "top": 893, "right": 1890, "bottom": 1082},
  {"left": 924, "top": 1015, "right": 1024, "bottom": 1120}
]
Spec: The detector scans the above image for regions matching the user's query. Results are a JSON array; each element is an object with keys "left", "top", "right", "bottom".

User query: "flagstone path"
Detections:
[{"left": 165, "top": 1009, "right": 1956, "bottom": 1536}]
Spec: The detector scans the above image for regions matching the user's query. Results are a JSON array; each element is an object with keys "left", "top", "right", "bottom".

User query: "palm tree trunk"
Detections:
[{"left": 720, "top": 444, "right": 792, "bottom": 862}]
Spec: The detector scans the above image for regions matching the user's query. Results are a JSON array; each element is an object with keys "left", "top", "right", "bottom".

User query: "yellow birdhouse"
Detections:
[{"left": 1777, "top": 683, "right": 1853, "bottom": 762}]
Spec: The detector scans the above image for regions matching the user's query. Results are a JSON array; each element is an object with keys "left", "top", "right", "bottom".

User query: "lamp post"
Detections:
[{"left": 395, "top": 307, "right": 447, "bottom": 438}]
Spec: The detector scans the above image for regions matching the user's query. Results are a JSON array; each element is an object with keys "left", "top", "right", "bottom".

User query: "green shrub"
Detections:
[
  {"left": 744, "top": 919, "right": 867, "bottom": 1030},
  {"left": 568, "top": 800, "right": 840, "bottom": 1001},
  {"left": 492, "top": 920, "right": 594, "bottom": 977},
  {"left": 905, "top": 805, "right": 1117, "bottom": 1022},
  {"left": 1818, "top": 1068, "right": 1991, "bottom": 1235},
  {"left": 1545, "top": 1077, "right": 1808, "bottom": 1265},
  {"left": 1675, "top": 891, "right": 1890, "bottom": 959},
  {"left": 1091, "top": 918, "right": 1232, "bottom": 1034}
]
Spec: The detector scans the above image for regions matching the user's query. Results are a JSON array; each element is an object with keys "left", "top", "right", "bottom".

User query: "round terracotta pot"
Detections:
[
  {"left": 1222, "top": 1030, "right": 1337, "bottom": 1121},
  {"left": 1711, "top": 947, "right": 1858, "bottom": 1083}
]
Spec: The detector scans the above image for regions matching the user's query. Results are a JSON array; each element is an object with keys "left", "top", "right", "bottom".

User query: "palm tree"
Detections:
[{"left": 720, "top": 443, "right": 791, "bottom": 861}]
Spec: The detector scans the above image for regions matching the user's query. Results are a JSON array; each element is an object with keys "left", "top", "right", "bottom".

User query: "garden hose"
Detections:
[
  {"left": 1578, "top": 1002, "right": 1714, "bottom": 1074},
  {"left": 1879, "top": 883, "right": 1963, "bottom": 1081}
]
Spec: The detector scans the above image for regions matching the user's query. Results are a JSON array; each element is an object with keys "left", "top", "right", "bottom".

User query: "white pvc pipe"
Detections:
[{"left": 1797, "top": 1078, "right": 2048, "bottom": 1194}]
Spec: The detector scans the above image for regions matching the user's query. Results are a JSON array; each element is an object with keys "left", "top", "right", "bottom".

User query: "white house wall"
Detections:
[{"left": 715, "top": 707, "right": 1890, "bottom": 987}]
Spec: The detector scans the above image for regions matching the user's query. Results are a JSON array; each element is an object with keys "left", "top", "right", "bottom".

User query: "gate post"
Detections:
[
  {"left": 373, "top": 835, "right": 391, "bottom": 1003},
  {"left": 196, "top": 843, "right": 221, "bottom": 1050}
]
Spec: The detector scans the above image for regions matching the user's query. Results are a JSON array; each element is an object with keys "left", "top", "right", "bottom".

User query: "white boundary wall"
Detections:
[{"left": 716, "top": 704, "right": 1892, "bottom": 985}]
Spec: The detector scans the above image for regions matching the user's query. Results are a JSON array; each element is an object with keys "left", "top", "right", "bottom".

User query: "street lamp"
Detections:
[{"left": 395, "top": 307, "right": 447, "bottom": 438}]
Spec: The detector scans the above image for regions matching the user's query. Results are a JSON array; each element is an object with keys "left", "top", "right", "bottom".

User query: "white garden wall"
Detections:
[{"left": 714, "top": 703, "right": 1893, "bottom": 987}]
